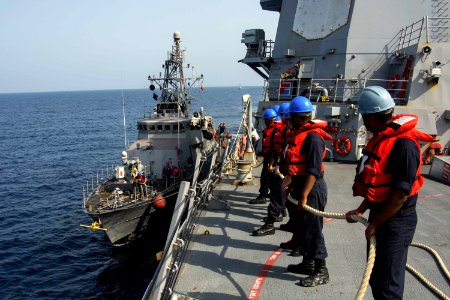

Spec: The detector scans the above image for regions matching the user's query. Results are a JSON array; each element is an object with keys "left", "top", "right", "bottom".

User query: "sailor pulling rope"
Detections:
[
  {"left": 276, "top": 168, "right": 450, "bottom": 300},
  {"left": 287, "top": 194, "right": 450, "bottom": 300}
]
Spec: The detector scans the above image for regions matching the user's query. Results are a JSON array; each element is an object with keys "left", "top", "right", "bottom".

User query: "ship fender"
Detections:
[
  {"left": 152, "top": 193, "right": 166, "bottom": 209},
  {"left": 335, "top": 135, "right": 351, "bottom": 156}
]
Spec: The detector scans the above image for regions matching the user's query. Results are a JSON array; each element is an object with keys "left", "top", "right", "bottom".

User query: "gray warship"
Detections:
[
  {"left": 241, "top": 0, "right": 449, "bottom": 164},
  {"left": 81, "top": 32, "right": 218, "bottom": 246},
  {"left": 144, "top": 1, "right": 450, "bottom": 299}
]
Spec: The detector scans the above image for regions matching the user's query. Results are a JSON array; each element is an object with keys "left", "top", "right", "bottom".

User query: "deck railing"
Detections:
[{"left": 264, "top": 77, "right": 409, "bottom": 104}]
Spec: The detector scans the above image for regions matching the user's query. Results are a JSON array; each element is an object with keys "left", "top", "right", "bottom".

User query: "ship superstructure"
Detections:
[{"left": 241, "top": 0, "right": 450, "bottom": 162}]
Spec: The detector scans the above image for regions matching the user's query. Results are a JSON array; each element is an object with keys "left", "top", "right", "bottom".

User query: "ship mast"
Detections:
[{"left": 148, "top": 32, "right": 202, "bottom": 118}]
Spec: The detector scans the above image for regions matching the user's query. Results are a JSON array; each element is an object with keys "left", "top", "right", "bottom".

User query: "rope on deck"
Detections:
[
  {"left": 287, "top": 195, "right": 375, "bottom": 300},
  {"left": 406, "top": 242, "right": 450, "bottom": 300},
  {"left": 287, "top": 194, "right": 450, "bottom": 300}
]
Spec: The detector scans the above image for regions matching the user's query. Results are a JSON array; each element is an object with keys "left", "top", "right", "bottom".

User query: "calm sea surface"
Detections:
[{"left": 0, "top": 87, "right": 263, "bottom": 299}]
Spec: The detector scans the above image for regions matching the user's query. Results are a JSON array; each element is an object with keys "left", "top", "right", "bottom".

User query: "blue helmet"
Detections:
[
  {"left": 284, "top": 110, "right": 291, "bottom": 119},
  {"left": 278, "top": 103, "right": 290, "bottom": 115},
  {"left": 357, "top": 86, "right": 395, "bottom": 114},
  {"left": 275, "top": 115, "right": 281, "bottom": 122},
  {"left": 263, "top": 108, "right": 277, "bottom": 119},
  {"left": 272, "top": 105, "right": 280, "bottom": 114},
  {"left": 289, "top": 96, "right": 314, "bottom": 114}
]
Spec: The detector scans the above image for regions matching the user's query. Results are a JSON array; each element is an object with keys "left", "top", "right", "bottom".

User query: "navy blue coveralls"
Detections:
[
  {"left": 259, "top": 128, "right": 279, "bottom": 198},
  {"left": 259, "top": 159, "right": 271, "bottom": 198},
  {"left": 290, "top": 133, "right": 328, "bottom": 260},
  {"left": 367, "top": 138, "right": 419, "bottom": 300},
  {"left": 267, "top": 127, "right": 284, "bottom": 220}
]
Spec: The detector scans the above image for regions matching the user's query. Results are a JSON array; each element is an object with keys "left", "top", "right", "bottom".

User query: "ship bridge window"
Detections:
[
  {"left": 173, "top": 124, "right": 178, "bottom": 131},
  {"left": 149, "top": 125, "right": 155, "bottom": 131},
  {"left": 165, "top": 125, "right": 171, "bottom": 131},
  {"left": 157, "top": 125, "right": 163, "bottom": 131},
  {"left": 180, "top": 123, "right": 185, "bottom": 130}
]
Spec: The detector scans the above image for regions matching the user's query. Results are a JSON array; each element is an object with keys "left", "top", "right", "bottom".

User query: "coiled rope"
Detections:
[{"left": 287, "top": 194, "right": 450, "bottom": 300}]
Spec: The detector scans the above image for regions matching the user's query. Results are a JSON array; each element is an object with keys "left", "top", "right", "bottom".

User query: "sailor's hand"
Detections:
[
  {"left": 345, "top": 209, "right": 363, "bottom": 223},
  {"left": 281, "top": 176, "right": 291, "bottom": 195},
  {"left": 365, "top": 223, "right": 376, "bottom": 240},
  {"left": 298, "top": 196, "right": 307, "bottom": 210},
  {"left": 282, "top": 186, "right": 293, "bottom": 201}
]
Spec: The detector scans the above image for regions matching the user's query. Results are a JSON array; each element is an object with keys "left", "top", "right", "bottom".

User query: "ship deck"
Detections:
[{"left": 171, "top": 160, "right": 450, "bottom": 299}]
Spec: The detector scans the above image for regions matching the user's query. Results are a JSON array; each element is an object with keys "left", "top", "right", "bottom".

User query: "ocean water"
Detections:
[{"left": 0, "top": 86, "right": 264, "bottom": 299}]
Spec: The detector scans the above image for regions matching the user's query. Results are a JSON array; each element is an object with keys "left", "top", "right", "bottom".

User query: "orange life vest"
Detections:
[
  {"left": 272, "top": 122, "right": 287, "bottom": 154},
  {"left": 283, "top": 120, "right": 332, "bottom": 176},
  {"left": 353, "top": 114, "right": 434, "bottom": 202},
  {"left": 261, "top": 123, "right": 279, "bottom": 156}
]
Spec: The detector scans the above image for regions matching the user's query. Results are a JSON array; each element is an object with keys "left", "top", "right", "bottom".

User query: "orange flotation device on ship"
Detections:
[
  {"left": 152, "top": 193, "right": 166, "bottom": 209},
  {"left": 335, "top": 135, "right": 351, "bottom": 156}
]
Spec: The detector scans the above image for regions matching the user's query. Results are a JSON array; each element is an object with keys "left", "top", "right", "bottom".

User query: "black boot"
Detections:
[
  {"left": 287, "top": 257, "right": 314, "bottom": 275},
  {"left": 249, "top": 195, "right": 267, "bottom": 204},
  {"left": 263, "top": 215, "right": 283, "bottom": 222},
  {"left": 299, "top": 259, "right": 330, "bottom": 287},
  {"left": 252, "top": 222, "right": 275, "bottom": 236}
]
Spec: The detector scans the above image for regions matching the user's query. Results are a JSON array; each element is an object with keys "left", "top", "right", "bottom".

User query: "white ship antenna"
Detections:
[{"left": 121, "top": 87, "right": 128, "bottom": 149}]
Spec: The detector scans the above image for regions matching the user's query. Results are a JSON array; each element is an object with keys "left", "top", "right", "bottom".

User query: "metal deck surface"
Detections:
[{"left": 172, "top": 161, "right": 450, "bottom": 299}]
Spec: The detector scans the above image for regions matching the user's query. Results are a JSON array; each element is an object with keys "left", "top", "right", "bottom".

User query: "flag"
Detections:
[{"left": 200, "top": 84, "right": 204, "bottom": 92}]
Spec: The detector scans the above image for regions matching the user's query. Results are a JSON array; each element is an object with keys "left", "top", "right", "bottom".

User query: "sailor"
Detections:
[
  {"left": 250, "top": 126, "right": 260, "bottom": 152},
  {"left": 345, "top": 86, "right": 434, "bottom": 299},
  {"left": 252, "top": 107, "right": 284, "bottom": 236},
  {"left": 283, "top": 96, "right": 332, "bottom": 287},
  {"left": 136, "top": 172, "right": 147, "bottom": 198},
  {"left": 131, "top": 167, "right": 138, "bottom": 181},
  {"left": 275, "top": 104, "right": 302, "bottom": 256},
  {"left": 271, "top": 103, "right": 289, "bottom": 220},
  {"left": 249, "top": 108, "right": 278, "bottom": 204}
]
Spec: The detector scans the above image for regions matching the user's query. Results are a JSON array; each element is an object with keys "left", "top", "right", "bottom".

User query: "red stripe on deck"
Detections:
[
  {"left": 324, "top": 218, "right": 333, "bottom": 224},
  {"left": 419, "top": 193, "right": 450, "bottom": 199},
  {"left": 247, "top": 192, "right": 450, "bottom": 298},
  {"left": 247, "top": 249, "right": 284, "bottom": 299}
]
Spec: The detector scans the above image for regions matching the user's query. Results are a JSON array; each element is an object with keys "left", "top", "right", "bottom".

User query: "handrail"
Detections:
[
  {"left": 400, "top": 16, "right": 450, "bottom": 47},
  {"left": 264, "top": 78, "right": 409, "bottom": 103}
]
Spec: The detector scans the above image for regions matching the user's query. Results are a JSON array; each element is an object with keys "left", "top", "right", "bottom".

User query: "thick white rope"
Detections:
[
  {"left": 406, "top": 242, "right": 450, "bottom": 300},
  {"left": 287, "top": 194, "right": 375, "bottom": 300},
  {"left": 287, "top": 194, "right": 450, "bottom": 300}
]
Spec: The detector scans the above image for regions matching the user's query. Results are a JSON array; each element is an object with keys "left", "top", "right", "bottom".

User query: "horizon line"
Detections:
[{"left": 0, "top": 85, "right": 264, "bottom": 95}]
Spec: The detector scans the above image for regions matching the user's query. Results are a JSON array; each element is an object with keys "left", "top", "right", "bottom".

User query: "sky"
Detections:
[{"left": 0, "top": 1, "right": 279, "bottom": 93}]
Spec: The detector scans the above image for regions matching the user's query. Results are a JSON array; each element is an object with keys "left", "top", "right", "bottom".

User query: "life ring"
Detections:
[
  {"left": 238, "top": 134, "right": 247, "bottom": 157},
  {"left": 335, "top": 135, "right": 351, "bottom": 156}
]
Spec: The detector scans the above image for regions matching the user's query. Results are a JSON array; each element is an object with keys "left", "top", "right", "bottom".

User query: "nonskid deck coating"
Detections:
[{"left": 172, "top": 161, "right": 450, "bottom": 299}]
